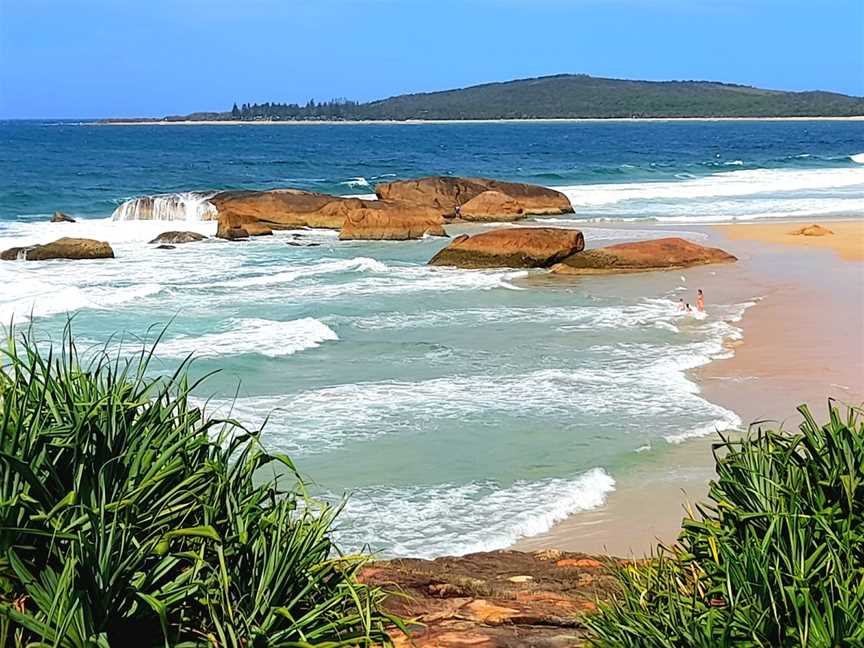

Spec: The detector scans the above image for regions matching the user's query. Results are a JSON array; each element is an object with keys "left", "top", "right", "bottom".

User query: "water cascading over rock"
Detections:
[{"left": 111, "top": 192, "right": 218, "bottom": 221}]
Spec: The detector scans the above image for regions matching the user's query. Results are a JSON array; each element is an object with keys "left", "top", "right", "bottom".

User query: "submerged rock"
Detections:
[
  {"left": 789, "top": 224, "right": 834, "bottom": 237},
  {"left": 375, "top": 176, "right": 573, "bottom": 218},
  {"left": 1, "top": 237, "right": 114, "bottom": 261},
  {"left": 50, "top": 211, "right": 76, "bottom": 223},
  {"left": 156, "top": 244, "right": 176, "bottom": 250},
  {"left": 148, "top": 231, "right": 207, "bottom": 245},
  {"left": 219, "top": 227, "right": 250, "bottom": 241},
  {"left": 428, "top": 227, "right": 585, "bottom": 268},
  {"left": 552, "top": 237, "right": 737, "bottom": 275}
]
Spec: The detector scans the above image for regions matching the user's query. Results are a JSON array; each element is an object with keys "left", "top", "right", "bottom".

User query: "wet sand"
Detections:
[{"left": 517, "top": 218, "right": 864, "bottom": 557}]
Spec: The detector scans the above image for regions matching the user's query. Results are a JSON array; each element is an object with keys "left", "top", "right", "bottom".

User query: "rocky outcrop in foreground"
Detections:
[
  {"left": 376, "top": 176, "right": 573, "bottom": 220},
  {"left": 1, "top": 237, "right": 115, "bottom": 261},
  {"left": 429, "top": 228, "right": 585, "bottom": 268},
  {"left": 148, "top": 231, "right": 207, "bottom": 245},
  {"left": 361, "top": 550, "right": 619, "bottom": 648},
  {"left": 552, "top": 237, "right": 737, "bottom": 275}
]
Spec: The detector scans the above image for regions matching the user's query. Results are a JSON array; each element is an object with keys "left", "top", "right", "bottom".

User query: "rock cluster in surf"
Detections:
[
  {"left": 427, "top": 230, "right": 737, "bottom": 273},
  {"left": 3, "top": 177, "right": 738, "bottom": 275},
  {"left": 107, "top": 176, "right": 575, "bottom": 241}
]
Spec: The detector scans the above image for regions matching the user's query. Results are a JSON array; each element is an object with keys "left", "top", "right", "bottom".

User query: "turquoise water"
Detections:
[{"left": 2, "top": 120, "right": 862, "bottom": 556}]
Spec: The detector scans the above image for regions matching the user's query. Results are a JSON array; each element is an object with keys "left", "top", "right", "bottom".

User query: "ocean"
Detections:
[{"left": 2, "top": 119, "right": 862, "bottom": 557}]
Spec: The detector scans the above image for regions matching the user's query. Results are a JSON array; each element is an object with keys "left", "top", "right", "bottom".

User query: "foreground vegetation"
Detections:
[
  {"left": 588, "top": 403, "right": 864, "bottom": 647},
  {"left": 129, "top": 74, "right": 864, "bottom": 122},
  {"left": 0, "top": 329, "right": 397, "bottom": 647}
]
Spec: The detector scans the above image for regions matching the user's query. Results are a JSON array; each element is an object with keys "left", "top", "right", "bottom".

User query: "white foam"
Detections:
[
  {"left": 664, "top": 410, "right": 742, "bottom": 444},
  {"left": 156, "top": 318, "right": 337, "bottom": 358},
  {"left": 345, "top": 297, "right": 733, "bottom": 334},
  {"left": 560, "top": 167, "right": 864, "bottom": 207},
  {"left": 341, "top": 177, "right": 370, "bottom": 188},
  {"left": 335, "top": 468, "right": 615, "bottom": 558},
  {"left": 851, "top": 153, "right": 864, "bottom": 164},
  {"left": 223, "top": 257, "right": 389, "bottom": 289},
  {"left": 0, "top": 282, "right": 162, "bottom": 323},
  {"left": 112, "top": 192, "right": 218, "bottom": 221}
]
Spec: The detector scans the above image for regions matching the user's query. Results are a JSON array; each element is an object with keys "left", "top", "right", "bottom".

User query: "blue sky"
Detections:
[{"left": 1, "top": 0, "right": 861, "bottom": 118}]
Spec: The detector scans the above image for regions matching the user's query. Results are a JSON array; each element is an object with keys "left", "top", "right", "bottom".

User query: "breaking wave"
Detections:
[
  {"left": 112, "top": 192, "right": 218, "bottom": 221},
  {"left": 335, "top": 468, "right": 616, "bottom": 558},
  {"left": 156, "top": 318, "right": 338, "bottom": 358}
]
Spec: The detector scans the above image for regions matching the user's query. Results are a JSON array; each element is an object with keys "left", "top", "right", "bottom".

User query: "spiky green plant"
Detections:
[
  {"left": 587, "top": 403, "right": 864, "bottom": 647},
  {"left": 0, "top": 325, "right": 399, "bottom": 647}
]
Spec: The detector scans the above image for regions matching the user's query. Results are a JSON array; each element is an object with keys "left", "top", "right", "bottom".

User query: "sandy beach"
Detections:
[{"left": 518, "top": 217, "right": 864, "bottom": 556}]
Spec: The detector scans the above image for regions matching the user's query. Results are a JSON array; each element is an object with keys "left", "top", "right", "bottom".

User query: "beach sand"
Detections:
[
  {"left": 718, "top": 219, "right": 864, "bottom": 262},
  {"left": 517, "top": 218, "right": 864, "bottom": 557}
]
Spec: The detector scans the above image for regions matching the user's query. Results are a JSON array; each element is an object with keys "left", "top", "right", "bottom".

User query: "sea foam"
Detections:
[
  {"left": 155, "top": 318, "right": 338, "bottom": 358},
  {"left": 334, "top": 468, "right": 616, "bottom": 558}
]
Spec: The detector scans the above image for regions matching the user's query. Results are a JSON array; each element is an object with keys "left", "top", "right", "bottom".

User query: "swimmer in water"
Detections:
[
  {"left": 678, "top": 298, "right": 686, "bottom": 311},
  {"left": 696, "top": 289, "right": 705, "bottom": 312}
]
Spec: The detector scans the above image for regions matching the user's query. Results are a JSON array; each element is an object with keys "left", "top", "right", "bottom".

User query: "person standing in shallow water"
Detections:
[{"left": 696, "top": 289, "right": 705, "bottom": 312}]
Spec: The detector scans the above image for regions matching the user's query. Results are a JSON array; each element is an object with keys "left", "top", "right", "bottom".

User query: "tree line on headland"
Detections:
[{"left": 106, "top": 74, "right": 864, "bottom": 122}]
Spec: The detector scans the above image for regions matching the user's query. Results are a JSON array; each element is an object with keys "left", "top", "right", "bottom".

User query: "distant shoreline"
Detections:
[{"left": 94, "top": 116, "right": 864, "bottom": 126}]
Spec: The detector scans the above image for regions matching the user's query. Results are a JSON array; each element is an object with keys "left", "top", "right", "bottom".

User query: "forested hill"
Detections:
[{"left": 127, "top": 75, "right": 864, "bottom": 122}]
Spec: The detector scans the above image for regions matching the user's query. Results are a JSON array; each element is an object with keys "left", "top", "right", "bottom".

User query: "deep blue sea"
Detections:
[{"left": 2, "top": 120, "right": 862, "bottom": 556}]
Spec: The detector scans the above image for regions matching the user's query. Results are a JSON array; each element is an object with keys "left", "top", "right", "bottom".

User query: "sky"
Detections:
[{"left": 0, "top": 0, "right": 862, "bottom": 118}]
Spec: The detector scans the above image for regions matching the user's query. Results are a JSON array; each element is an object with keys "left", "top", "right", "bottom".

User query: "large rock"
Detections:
[
  {"left": 339, "top": 204, "right": 447, "bottom": 240},
  {"left": 1, "top": 237, "right": 114, "bottom": 261},
  {"left": 148, "top": 231, "right": 207, "bottom": 244},
  {"left": 213, "top": 190, "right": 448, "bottom": 241},
  {"left": 459, "top": 191, "right": 527, "bottom": 222},
  {"left": 428, "top": 227, "right": 585, "bottom": 269},
  {"left": 376, "top": 176, "right": 573, "bottom": 218},
  {"left": 212, "top": 189, "right": 344, "bottom": 237},
  {"left": 552, "top": 237, "right": 737, "bottom": 275},
  {"left": 50, "top": 211, "right": 76, "bottom": 223}
]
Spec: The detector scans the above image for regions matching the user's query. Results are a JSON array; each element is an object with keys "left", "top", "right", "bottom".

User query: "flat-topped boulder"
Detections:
[
  {"left": 1, "top": 237, "right": 114, "bottom": 261},
  {"left": 375, "top": 176, "right": 573, "bottom": 218},
  {"left": 429, "top": 227, "right": 585, "bottom": 268},
  {"left": 50, "top": 211, "right": 76, "bottom": 223},
  {"left": 552, "top": 237, "right": 737, "bottom": 275},
  {"left": 148, "top": 231, "right": 207, "bottom": 245},
  {"left": 212, "top": 189, "right": 344, "bottom": 237},
  {"left": 339, "top": 204, "right": 447, "bottom": 240}
]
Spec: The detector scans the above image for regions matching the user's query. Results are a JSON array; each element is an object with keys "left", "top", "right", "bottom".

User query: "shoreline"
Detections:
[
  {"left": 516, "top": 217, "right": 864, "bottom": 556},
  {"left": 92, "top": 115, "right": 864, "bottom": 126}
]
